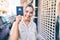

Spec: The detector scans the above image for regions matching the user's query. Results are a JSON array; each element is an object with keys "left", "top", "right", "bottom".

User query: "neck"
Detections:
[{"left": 23, "top": 18, "right": 30, "bottom": 26}]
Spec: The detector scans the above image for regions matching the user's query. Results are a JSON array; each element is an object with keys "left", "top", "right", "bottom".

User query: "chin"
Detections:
[{"left": 26, "top": 18, "right": 31, "bottom": 21}]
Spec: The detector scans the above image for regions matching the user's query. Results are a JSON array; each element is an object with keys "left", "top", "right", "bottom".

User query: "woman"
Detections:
[{"left": 10, "top": 4, "right": 37, "bottom": 40}]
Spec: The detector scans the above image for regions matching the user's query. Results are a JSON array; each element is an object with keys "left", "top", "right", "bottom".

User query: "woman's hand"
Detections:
[{"left": 16, "top": 15, "right": 22, "bottom": 24}]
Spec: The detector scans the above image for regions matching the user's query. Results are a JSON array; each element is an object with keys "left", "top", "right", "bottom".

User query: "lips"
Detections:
[{"left": 27, "top": 16, "right": 31, "bottom": 18}]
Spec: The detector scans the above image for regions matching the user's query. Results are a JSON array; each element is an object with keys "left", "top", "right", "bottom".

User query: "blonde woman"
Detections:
[{"left": 10, "top": 4, "right": 37, "bottom": 40}]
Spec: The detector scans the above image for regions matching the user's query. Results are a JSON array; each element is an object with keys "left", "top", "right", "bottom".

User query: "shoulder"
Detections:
[
  {"left": 32, "top": 21, "right": 36, "bottom": 26},
  {"left": 31, "top": 21, "right": 36, "bottom": 29},
  {"left": 31, "top": 21, "right": 37, "bottom": 32}
]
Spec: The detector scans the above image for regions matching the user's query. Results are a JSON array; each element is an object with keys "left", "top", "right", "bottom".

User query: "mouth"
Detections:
[{"left": 27, "top": 16, "right": 31, "bottom": 18}]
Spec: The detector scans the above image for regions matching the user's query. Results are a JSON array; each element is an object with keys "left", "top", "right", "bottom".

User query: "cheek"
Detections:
[
  {"left": 30, "top": 14, "right": 33, "bottom": 17},
  {"left": 24, "top": 12, "right": 33, "bottom": 18},
  {"left": 23, "top": 11, "right": 26, "bottom": 16}
]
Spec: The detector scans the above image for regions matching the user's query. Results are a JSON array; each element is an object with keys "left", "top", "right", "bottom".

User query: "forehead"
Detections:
[{"left": 25, "top": 7, "right": 33, "bottom": 11}]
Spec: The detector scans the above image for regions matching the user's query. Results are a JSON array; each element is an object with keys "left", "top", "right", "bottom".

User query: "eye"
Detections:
[
  {"left": 30, "top": 12, "right": 33, "bottom": 14},
  {"left": 26, "top": 11, "right": 28, "bottom": 13}
]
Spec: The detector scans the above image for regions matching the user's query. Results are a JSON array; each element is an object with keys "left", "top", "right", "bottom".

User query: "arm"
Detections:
[
  {"left": 10, "top": 15, "right": 22, "bottom": 40},
  {"left": 10, "top": 22, "right": 19, "bottom": 40}
]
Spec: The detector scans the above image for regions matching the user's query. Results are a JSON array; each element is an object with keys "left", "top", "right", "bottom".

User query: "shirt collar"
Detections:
[{"left": 21, "top": 19, "right": 32, "bottom": 27}]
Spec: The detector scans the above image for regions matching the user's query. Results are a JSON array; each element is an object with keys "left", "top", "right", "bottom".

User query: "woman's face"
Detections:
[{"left": 24, "top": 7, "right": 34, "bottom": 21}]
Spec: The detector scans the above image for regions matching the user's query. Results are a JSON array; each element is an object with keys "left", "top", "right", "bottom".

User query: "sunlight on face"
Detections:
[{"left": 24, "top": 7, "right": 34, "bottom": 21}]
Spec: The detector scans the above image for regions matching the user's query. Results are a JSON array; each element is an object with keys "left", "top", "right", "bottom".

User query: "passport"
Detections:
[{"left": 16, "top": 6, "right": 23, "bottom": 16}]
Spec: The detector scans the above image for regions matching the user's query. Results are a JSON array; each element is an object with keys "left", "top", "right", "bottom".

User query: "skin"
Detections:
[
  {"left": 10, "top": 6, "right": 34, "bottom": 40},
  {"left": 58, "top": 2, "right": 60, "bottom": 15},
  {"left": 23, "top": 7, "right": 34, "bottom": 25}
]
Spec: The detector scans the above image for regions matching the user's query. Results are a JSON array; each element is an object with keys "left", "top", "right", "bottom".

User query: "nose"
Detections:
[{"left": 27, "top": 12, "right": 30, "bottom": 16}]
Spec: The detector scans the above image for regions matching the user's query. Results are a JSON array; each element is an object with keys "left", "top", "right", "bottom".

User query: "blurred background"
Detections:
[{"left": 0, "top": 0, "right": 60, "bottom": 40}]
